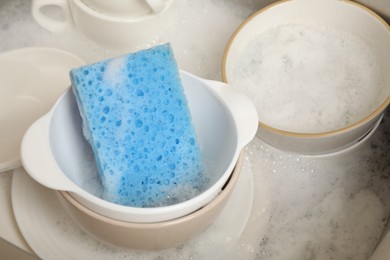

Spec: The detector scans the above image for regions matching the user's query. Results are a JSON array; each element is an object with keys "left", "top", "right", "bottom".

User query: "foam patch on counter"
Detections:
[{"left": 246, "top": 111, "right": 390, "bottom": 259}]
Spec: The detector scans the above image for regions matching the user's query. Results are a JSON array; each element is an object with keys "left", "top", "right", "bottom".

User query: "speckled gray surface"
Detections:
[{"left": 1, "top": 0, "right": 389, "bottom": 259}]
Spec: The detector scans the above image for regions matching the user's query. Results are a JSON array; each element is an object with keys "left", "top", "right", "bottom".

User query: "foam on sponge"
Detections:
[{"left": 70, "top": 43, "right": 205, "bottom": 207}]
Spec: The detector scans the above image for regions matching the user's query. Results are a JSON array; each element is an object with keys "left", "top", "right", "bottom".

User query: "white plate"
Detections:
[
  {"left": 0, "top": 48, "right": 84, "bottom": 172},
  {"left": 11, "top": 161, "right": 255, "bottom": 259}
]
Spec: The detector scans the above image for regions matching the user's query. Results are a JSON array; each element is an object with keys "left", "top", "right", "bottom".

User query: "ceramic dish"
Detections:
[
  {"left": 302, "top": 115, "right": 383, "bottom": 158},
  {"left": 0, "top": 47, "right": 84, "bottom": 172},
  {"left": 55, "top": 152, "right": 244, "bottom": 250},
  {"left": 11, "top": 157, "right": 254, "bottom": 258},
  {"left": 21, "top": 70, "right": 258, "bottom": 223},
  {"left": 222, "top": 0, "right": 390, "bottom": 155}
]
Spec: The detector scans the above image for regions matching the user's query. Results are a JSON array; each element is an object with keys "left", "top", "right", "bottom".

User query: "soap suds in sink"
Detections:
[
  {"left": 229, "top": 23, "right": 386, "bottom": 133},
  {"left": 247, "top": 111, "right": 390, "bottom": 259}
]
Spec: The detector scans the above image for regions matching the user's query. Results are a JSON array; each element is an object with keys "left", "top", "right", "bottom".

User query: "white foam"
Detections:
[
  {"left": 247, "top": 131, "right": 390, "bottom": 259},
  {"left": 230, "top": 22, "right": 386, "bottom": 133},
  {"left": 103, "top": 56, "right": 127, "bottom": 85}
]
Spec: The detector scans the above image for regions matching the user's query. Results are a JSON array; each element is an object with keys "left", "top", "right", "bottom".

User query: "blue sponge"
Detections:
[{"left": 70, "top": 43, "right": 205, "bottom": 207}]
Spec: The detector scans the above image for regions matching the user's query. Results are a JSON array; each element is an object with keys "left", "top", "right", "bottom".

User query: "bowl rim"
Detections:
[
  {"left": 57, "top": 151, "right": 244, "bottom": 226},
  {"left": 221, "top": 0, "right": 390, "bottom": 138}
]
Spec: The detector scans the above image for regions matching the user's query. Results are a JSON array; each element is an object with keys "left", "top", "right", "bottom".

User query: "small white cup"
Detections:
[{"left": 31, "top": 0, "right": 174, "bottom": 47}]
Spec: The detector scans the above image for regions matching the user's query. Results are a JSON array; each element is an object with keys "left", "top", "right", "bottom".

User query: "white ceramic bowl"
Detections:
[
  {"left": 222, "top": 0, "right": 390, "bottom": 155},
  {"left": 55, "top": 151, "right": 244, "bottom": 250},
  {"left": 21, "top": 70, "right": 258, "bottom": 223}
]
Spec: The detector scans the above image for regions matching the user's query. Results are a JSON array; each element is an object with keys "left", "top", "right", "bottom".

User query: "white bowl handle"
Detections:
[
  {"left": 205, "top": 79, "right": 258, "bottom": 149},
  {"left": 21, "top": 113, "right": 79, "bottom": 192},
  {"left": 31, "top": 0, "right": 73, "bottom": 32}
]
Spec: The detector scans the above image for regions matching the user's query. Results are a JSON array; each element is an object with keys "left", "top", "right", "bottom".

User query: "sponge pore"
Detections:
[{"left": 70, "top": 43, "right": 205, "bottom": 207}]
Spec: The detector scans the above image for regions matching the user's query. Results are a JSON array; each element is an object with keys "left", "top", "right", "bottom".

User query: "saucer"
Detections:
[
  {"left": 11, "top": 160, "right": 254, "bottom": 259},
  {"left": 0, "top": 48, "right": 84, "bottom": 172}
]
